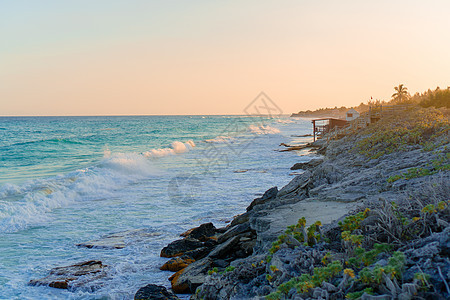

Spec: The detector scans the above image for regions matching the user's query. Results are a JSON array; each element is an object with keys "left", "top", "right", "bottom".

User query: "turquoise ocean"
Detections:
[{"left": 0, "top": 115, "right": 313, "bottom": 299}]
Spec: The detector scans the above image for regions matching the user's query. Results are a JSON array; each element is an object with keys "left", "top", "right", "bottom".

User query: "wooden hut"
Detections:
[{"left": 312, "top": 118, "right": 348, "bottom": 141}]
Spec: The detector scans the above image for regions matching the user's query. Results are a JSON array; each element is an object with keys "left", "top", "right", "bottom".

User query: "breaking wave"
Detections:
[
  {"left": 248, "top": 124, "right": 281, "bottom": 135},
  {"left": 142, "top": 140, "right": 196, "bottom": 158}
]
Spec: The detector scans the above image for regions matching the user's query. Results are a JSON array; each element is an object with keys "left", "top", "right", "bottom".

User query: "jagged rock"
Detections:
[
  {"left": 230, "top": 212, "right": 250, "bottom": 227},
  {"left": 277, "top": 171, "right": 311, "bottom": 199},
  {"left": 170, "top": 257, "right": 213, "bottom": 293},
  {"left": 212, "top": 259, "right": 229, "bottom": 268},
  {"left": 218, "top": 223, "right": 251, "bottom": 243},
  {"left": 184, "top": 246, "right": 212, "bottom": 260},
  {"left": 290, "top": 158, "right": 324, "bottom": 170},
  {"left": 160, "top": 238, "right": 204, "bottom": 258},
  {"left": 134, "top": 284, "right": 179, "bottom": 300},
  {"left": 180, "top": 223, "right": 217, "bottom": 242},
  {"left": 29, "top": 260, "right": 107, "bottom": 290},
  {"left": 208, "top": 236, "right": 241, "bottom": 259},
  {"left": 160, "top": 255, "right": 195, "bottom": 272},
  {"left": 247, "top": 187, "right": 278, "bottom": 211}
]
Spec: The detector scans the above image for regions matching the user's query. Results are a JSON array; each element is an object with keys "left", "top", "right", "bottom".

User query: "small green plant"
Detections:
[
  {"left": 267, "top": 217, "right": 324, "bottom": 262},
  {"left": 339, "top": 209, "right": 370, "bottom": 231},
  {"left": 414, "top": 272, "right": 431, "bottom": 289},
  {"left": 311, "top": 261, "right": 343, "bottom": 286},
  {"left": 224, "top": 266, "right": 235, "bottom": 273},
  {"left": 357, "top": 251, "right": 405, "bottom": 285},
  {"left": 345, "top": 287, "right": 374, "bottom": 299},
  {"left": 348, "top": 244, "right": 392, "bottom": 268},
  {"left": 207, "top": 267, "right": 219, "bottom": 275}
]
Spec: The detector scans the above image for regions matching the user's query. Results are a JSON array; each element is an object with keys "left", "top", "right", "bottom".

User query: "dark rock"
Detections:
[
  {"left": 160, "top": 255, "right": 195, "bottom": 272},
  {"left": 208, "top": 236, "right": 241, "bottom": 259},
  {"left": 218, "top": 223, "right": 251, "bottom": 243},
  {"left": 29, "top": 260, "right": 107, "bottom": 290},
  {"left": 180, "top": 223, "right": 217, "bottom": 242},
  {"left": 230, "top": 211, "right": 250, "bottom": 227},
  {"left": 247, "top": 187, "right": 278, "bottom": 211},
  {"left": 170, "top": 257, "right": 213, "bottom": 294},
  {"left": 160, "top": 238, "right": 204, "bottom": 258},
  {"left": 134, "top": 284, "right": 179, "bottom": 300},
  {"left": 213, "top": 259, "right": 229, "bottom": 268},
  {"left": 290, "top": 158, "right": 324, "bottom": 170},
  {"left": 215, "top": 227, "right": 228, "bottom": 234},
  {"left": 184, "top": 247, "right": 211, "bottom": 260}
]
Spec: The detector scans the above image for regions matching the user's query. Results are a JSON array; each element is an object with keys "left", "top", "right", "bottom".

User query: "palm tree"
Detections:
[{"left": 391, "top": 84, "right": 409, "bottom": 103}]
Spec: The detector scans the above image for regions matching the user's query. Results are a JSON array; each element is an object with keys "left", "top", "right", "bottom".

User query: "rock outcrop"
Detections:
[{"left": 29, "top": 260, "right": 107, "bottom": 290}]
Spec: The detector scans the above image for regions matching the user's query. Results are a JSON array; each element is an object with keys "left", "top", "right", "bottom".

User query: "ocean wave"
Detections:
[
  {"left": 204, "top": 136, "right": 236, "bottom": 143},
  {"left": 0, "top": 152, "right": 160, "bottom": 233},
  {"left": 248, "top": 124, "right": 281, "bottom": 135},
  {"left": 143, "top": 140, "right": 195, "bottom": 158}
]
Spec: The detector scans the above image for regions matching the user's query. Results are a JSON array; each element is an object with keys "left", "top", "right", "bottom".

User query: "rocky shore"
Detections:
[{"left": 153, "top": 108, "right": 449, "bottom": 299}]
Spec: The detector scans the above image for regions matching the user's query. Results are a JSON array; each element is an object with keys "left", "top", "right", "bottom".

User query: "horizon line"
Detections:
[{"left": 0, "top": 113, "right": 294, "bottom": 118}]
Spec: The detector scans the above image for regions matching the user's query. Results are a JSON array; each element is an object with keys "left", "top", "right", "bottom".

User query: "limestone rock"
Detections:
[
  {"left": 290, "top": 158, "right": 324, "bottom": 170},
  {"left": 277, "top": 171, "right": 311, "bottom": 199}
]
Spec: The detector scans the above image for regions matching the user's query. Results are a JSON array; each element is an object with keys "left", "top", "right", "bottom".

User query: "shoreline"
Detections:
[{"left": 151, "top": 107, "right": 449, "bottom": 299}]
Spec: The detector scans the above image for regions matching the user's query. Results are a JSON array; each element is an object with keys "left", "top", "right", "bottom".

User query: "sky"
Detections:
[{"left": 1, "top": 0, "right": 449, "bottom": 116}]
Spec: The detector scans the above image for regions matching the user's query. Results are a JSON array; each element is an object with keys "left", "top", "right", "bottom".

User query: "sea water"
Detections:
[{"left": 0, "top": 115, "right": 313, "bottom": 299}]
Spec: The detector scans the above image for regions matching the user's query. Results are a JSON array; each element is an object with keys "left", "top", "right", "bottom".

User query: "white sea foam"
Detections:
[
  {"left": 143, "top": 140, "right": 195, "bottom": 158},
  {"left": 249, "top": 124, "right": 281, "bottom": 135},
  {"left": 0, "top": 153, "right": 160, "bottom": 233}
]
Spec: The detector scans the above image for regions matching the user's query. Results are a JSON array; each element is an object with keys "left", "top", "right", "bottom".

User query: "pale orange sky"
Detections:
[{"left": 1, "top": 1, "right": 449, "bottom": 116}]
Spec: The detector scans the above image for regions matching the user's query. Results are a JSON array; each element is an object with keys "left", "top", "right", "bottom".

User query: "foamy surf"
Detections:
[
  {"left": 0, "top": 154, "right": 160, "bottom": 233},
  {"left": 143, "top": 140, "right": 195, "bottom": 158},
  {"left": 248, "top": 124, "right": 281, "bottom": 135}
]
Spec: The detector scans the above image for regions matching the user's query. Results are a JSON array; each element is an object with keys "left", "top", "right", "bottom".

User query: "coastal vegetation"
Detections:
[
  {"left": 264, "top": 192, "right": 449, "bottom": 299},
  {"left": 292, "top": 85, "right": 450, "bottom": 117},
  {"left": 354, "top": 107, "right": 449, "bottom": 159}
]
